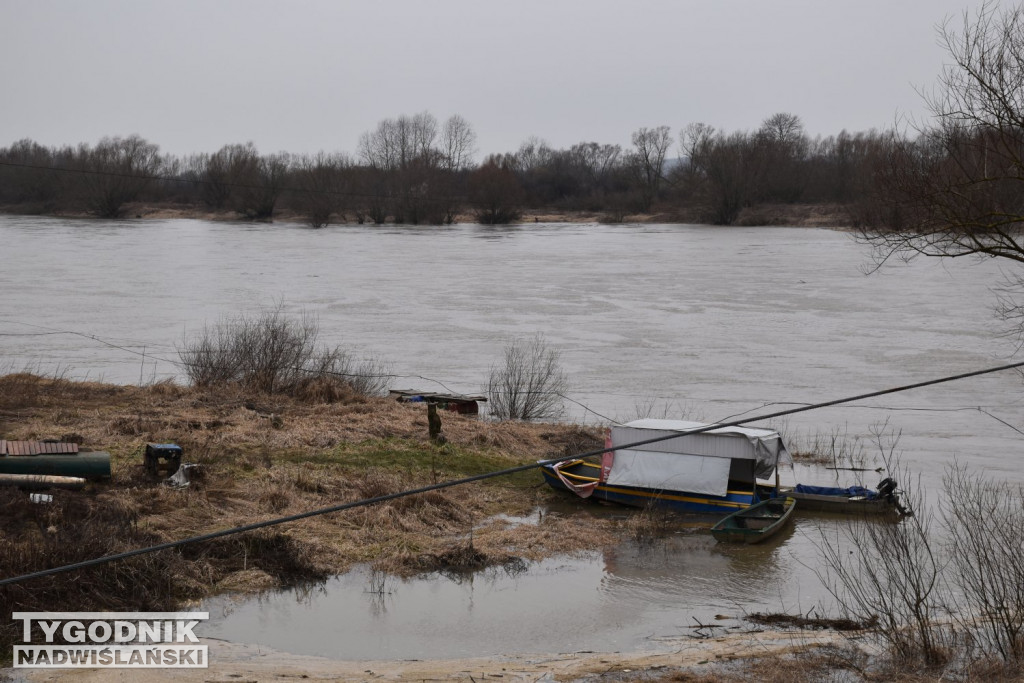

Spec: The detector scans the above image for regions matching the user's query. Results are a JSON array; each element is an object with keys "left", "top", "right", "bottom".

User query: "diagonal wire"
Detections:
[{"left": 0, "top": 358, "right": 1022, "bottom": 587}]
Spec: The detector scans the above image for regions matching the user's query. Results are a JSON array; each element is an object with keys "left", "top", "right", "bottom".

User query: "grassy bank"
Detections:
[{"left": 0, "top": 373, "right": 621, "bottom": 650}]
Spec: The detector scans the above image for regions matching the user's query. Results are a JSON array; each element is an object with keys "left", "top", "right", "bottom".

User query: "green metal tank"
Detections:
[{"left": 0, "top": 451, "right": 111, "bottom": 480}]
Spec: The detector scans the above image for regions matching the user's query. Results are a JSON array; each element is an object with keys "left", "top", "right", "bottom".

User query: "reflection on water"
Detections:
[{"left": 202, "top": 511, "right": 855, "bottom": 660}]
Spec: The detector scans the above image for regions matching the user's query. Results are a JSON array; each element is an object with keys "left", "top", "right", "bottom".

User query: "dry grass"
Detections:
[
  {"left": 0, "top": 482, "right": 327, "bottom": 651},
  {"left": 0, "top": 373, "right": 620, "bottom": 651},
  {"left": 0, "top": 373, "right": 598, "bottom": 466}
]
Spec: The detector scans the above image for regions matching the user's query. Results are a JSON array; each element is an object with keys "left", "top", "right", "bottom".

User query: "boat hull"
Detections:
[
  {"left": 541, "top": 461, "right": 758, "bottom": 514},
  {"left": 780, "top": 489, "right": 899, "bottom": 515}
]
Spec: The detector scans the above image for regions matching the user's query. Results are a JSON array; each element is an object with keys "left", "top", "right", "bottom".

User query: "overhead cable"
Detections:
[{"left": 1, "top": 358, "right": 1022, "bottom": 587}]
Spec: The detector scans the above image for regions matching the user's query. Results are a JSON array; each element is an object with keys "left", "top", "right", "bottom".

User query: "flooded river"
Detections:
[{"left": 2, "top": 215, "right": 1023, "bottom": 658}]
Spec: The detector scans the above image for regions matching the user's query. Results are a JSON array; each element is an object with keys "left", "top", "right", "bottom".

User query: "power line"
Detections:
[
  {"left": 555, "top": 392, "right": 619, "bottom": 424},
  {"left": 714, "top": 400, "right": 1024, "bottom": 438},
  {"left": 1, "top": 358, "right": 1021, "bottom": 588},
  {"left": 0, "top": 319, "right": 453, "bottom": 387},
  {"left": 6, "top": 320, "right": 1024, "bottom": 430},
  {"left": 0, "top": 321, "right": 613, "bottom": 411}
]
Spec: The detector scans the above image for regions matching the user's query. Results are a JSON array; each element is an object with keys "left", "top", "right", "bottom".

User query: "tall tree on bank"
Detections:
[
  {"left": 630, "top": 126, "right": 673, "bottom": 211},
  {"left": 859, "top": 2, "right": 1024, "bottom": 332},
  {"left": 440, "top": 114, "right": 478, "bottom": 172},
  {"left": 469, "top": 158, "right": 524, "bottom": 224},
  {"left": 754, "top": 112, "right": 808, "bottom": 203},
  {"left": 80, "top": 135, "right": 163, "bottom": 218},
  {"left": 862, "top": 2, "right": 1024, "bottom": 266},
  {"left": 356, "top": 111, "right": 474, "bottom": 224},
  {"left": 293, "top": 152, "right": 352, "bottom": 228},
  {"left": 681, "top": 123, "right": 758, "bottom": 225}
]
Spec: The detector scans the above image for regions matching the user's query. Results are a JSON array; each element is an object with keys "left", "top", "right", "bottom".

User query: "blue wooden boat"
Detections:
[
  {"left": 541, "top": 419, "right": 791, "bottom": 515},
  {"left": 710, "top": 497, "right": 796, "bottom": 544}
]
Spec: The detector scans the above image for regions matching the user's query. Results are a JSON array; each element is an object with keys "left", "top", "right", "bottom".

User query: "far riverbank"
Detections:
[{"left": 0, "top": 201, "right": 856, "bottom": 228}]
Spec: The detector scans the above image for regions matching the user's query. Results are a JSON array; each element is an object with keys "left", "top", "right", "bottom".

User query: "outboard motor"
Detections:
[
  {"left": 876, "top": 477, "right": 898, "bottom": 500},
  {"left": 876, "top": 477, "right": 910, "bottom": 516}
]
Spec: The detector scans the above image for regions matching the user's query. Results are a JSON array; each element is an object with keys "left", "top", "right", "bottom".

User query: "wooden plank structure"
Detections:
[
  {"left": 0, "top": 441, "right": 80, "bottom": 456},
  {"left": 389, "top": 389, "right": 488, "bottom": 415}
]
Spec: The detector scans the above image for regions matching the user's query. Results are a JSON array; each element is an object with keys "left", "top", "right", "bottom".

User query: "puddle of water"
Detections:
[{"left": 201, "top": 512, "right": 853, "bottom": 660}]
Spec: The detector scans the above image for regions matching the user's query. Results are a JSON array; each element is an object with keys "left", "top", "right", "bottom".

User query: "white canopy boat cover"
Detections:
[{"left": 605, "top": 419, "right": 792, "bottom": 498}]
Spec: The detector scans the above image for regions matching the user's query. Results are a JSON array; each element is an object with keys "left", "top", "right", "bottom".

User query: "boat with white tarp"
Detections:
[{"left": 541, "top": 419, "right": 792, "bottom": 514}]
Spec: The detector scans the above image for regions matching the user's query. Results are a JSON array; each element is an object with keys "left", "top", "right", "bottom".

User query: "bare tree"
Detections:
[
  {"left": 818, "top": 464, "right": 949, "bottom": 666},
  {"left": 755, "top": 112, "right": 808, "bottom": 202},
  {"left": 292, "top": 152, "right": 350, "bottom": 227},
  {"left": 409, "top": 111, "right": 439, "bottom": 161},
  {"left": 942, "top": 465, "right": 1024, "bottom": 664},
  {"left": 486, "top": 333, "right": 568, "bottom": 420},
  {"left": 198, "top": 143, "right": 258, "bottom": 210},
  {"left": 861, "top": 3, "right": 1024, "bottom": 267},
  {"left": 682, "top": 125, "right": 757, "bottom": 224},
  {"left": 80, "top": 135, "right": 163, "bottom": 218},
  {"left": 232, "top": 152, "right": 290, "bottom": 220},
  {"left": 468, "top": 159, "right": 524, "bottom": 224},
  {"left": 440, "top": 114, "right": 477, "bottom": 172},
  {"left": 359, "top": 112, "right": 440, "bottom": 172},
  {"left": 356, "top": 111, "right": 453, "bottom": 224},
  {"left": 568, "top": 141, "right": 622, "bottom": 197},
  {"left": 358, "top": 121, "right": 398, "bottom": 172},
  {"left": 514, "top": 137, "right": 553, "bottom": 175},
  {"left": 629, "top": 125, "right": 673, "bottom": 211},
  {"left": 0, "top": 138, "right": 62, "bottom": 208},
  {"left": 758, "top": 112, "right": 806, "bottom": 149}
]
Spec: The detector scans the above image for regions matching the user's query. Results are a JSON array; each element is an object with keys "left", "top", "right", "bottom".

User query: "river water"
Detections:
[{"left": 2, "top": 215, "right": 1023, "bottom": 658}]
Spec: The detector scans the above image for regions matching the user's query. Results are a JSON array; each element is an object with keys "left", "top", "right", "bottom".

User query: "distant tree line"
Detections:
[{"left": 0, "top": 111, "right": 902, "bottom": 227}]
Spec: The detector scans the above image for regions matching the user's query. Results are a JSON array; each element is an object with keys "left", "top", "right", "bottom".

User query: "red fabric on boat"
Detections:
[{"left": 552, "top": 461, "right": 599, "bottom": 498}]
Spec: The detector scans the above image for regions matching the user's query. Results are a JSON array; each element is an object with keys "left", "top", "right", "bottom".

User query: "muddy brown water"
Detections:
[
  {"left": 2, "top": 215, "right": 1022, "bottom": 658},
  {"left": 202, "top": 504, "right": 832, "bottom": 660}
]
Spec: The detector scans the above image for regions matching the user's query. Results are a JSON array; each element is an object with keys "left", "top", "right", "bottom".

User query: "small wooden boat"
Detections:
[{"left": 711, "top": 497, "right": 796, "bottom": 544}]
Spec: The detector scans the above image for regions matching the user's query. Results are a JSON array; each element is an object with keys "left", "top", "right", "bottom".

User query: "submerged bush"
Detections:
[{"left": 177, "top": 307, "right": 390, "bottom": 400}]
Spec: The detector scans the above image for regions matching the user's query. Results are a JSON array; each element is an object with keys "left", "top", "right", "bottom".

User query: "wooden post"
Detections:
[{"left": 427, "top": 402, "right": 442, "bottom": 442}]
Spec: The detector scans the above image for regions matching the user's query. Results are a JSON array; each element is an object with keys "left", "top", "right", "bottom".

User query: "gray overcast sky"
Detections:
[{"left": 0, "top": 0, "right": 995, "bottom": 160}]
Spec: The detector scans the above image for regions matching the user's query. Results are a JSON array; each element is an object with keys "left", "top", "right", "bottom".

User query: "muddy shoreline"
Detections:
[
  {"left": 0, "top": 376, "right": 622, "bottom": 638},
  {"left": 10, "top": 629, "right": 857, "bottom": 682},
  {"left": 0, "top": 201, "right": 856, "bottom": 228}
]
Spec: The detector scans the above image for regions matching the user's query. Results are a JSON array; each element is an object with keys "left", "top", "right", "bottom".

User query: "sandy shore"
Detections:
[{"left": 7, "top": 627, "right": 850, "bottom": 682}]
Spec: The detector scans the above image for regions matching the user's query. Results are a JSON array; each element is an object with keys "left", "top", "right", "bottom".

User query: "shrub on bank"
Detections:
[{"left": 177, "top": 307, "right": 390, "bottom": 401}]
